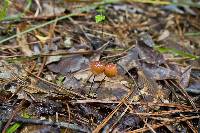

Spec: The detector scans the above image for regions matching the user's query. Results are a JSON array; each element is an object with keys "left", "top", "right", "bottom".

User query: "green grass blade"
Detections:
[
  {"left": 6, "top": 113, "right": 31, "bottom": 133},
  {"left": 185, "top": 32, "right": 200, "bottom": 36},
  {"left": 0, "top": 0, "right": 10, "bottom": 21},
  {"left": 154, "top": 46, "right": 199, "bottom": 60},
  {"left": 0, "top": 1, "right": 107, "bottom": 44}
]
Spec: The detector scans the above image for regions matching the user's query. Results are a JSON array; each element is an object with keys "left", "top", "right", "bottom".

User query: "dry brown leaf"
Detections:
[{"left": 16, "top": 27, "right": 32, "bottom": 56}]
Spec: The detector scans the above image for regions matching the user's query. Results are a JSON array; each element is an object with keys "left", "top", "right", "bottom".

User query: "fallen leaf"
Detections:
[
  {"left": 47, "top": 55, "right": 89, "bottom": 75},
  {"left": 137, "top": 40, "right": 165, "bottom": 64},
  {"left": 117, "top": 48, "right": 139, "bottom": 75},
  {"left": 63, "top": 75, "right": 81, "bottom": 90},
  {"left": 141, "top": 63, "right": 180, "bottom": 80},
  {"left": 45, "top": 55, "right": 62, "bottom": 65},
  {"left": 139, "top": 32, "right": 154, "bottom": 48},
  {"left": 186, "top": 82, "right": 200, "bottom": 94},
  {"left": 16, "top": 27, "right": 32, "bottom": 56},
  {"left": 179, "top": 66, "right": 191, "bottom": 88},
  {"left": 35, "top": 35, "right": 50, "bottom": 44},
  {"left": 158, "top": 30, "right": 170, "bottom": 41}
]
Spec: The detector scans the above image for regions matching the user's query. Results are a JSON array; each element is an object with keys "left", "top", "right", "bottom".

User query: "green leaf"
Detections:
[
  {"left": 95, "top": 15, "right": 105, "bottom": 23},
  {"left": 56, "top": 75, "right": 65, "bottom": 85},
  {"left": 96, "top": 4, "right": 105, "bottom": 14},
  {"left": 154, "top": 46, "right": 199, "bottom": 60},
  {"left": 96, "top": 8, "right": 105, "bottom": 14},
  {"left": 0, "top": 0, "right": 10, "bottom": 21},
  {"left": 6, "top": 123, "right": 22, "bottom": 133},
  {"left": 25, "top": 0, "right": 32, "bottom": 12},
  {"left": 6, "top": 112, "right": 31, "bottom": 133},
  {"left": 184, "top": 32, "right": 200, "bottom": 36}
]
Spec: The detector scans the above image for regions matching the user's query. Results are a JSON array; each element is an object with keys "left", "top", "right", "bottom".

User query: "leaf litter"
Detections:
[{"left": 0, "top": 1, "right": 200, "bottom": 133}]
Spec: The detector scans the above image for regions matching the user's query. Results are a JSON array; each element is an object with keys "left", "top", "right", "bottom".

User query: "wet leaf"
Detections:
[
  {"left": 46, "top": 55, "right": 62, "bottom": 65},
  {"left": 47, "top": 55, "right": 89, "bottom": 75},
  {"left": 76, "top": 104, "right": 104, "bottom": 123},
  {"left": 139, "top": 32, "right": 154, "bottom": 48},
  {"left": 63, "top": 75, "right": 81, "bottom": 90},
  {"left": 117, "top": 48, "right": 139, "bottom": 75},
  {"left": 117, "top": 114, "right": 140, "bottom": 131},
  {"left": 186, "top": 82, "right": 200, "bottom": 94},
  {"left": 101, "top": 77, "right": 129, "bottom": 100},
  {"left": 141, "top": 63, "right": 180, "bottom": 80},
  {"left": 179, "top": 66, "right": 191, "bottom": 88},
  {"left": 191, "top": 69, "right": 200, "bottom": 78},
  {"left": 137, "top": 69, "right": 160, "bottom": 102},
  {"left": 137, "top": 41, "right": 165, "bottom": 64}
]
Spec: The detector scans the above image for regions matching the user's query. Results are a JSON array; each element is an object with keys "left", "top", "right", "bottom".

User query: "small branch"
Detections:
[{"left": 0, "top": 115, "right": 89, "bottom": 132}]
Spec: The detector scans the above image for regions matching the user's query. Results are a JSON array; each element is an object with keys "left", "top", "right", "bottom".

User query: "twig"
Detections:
[
  {"left": 0, "top": 115, "right": 89, "bottom": 132},
  {"left": 92, "top": 89, "right": 134, "bottom": 133},
  {"left": 72, "top": 100, "right": 195, "bottom": 110},
  {"left": 127, "top": 116, "right": 200, "bottom": 133},
  {"left": 2, "top": 99, "right": 26, "bottom": 133}
]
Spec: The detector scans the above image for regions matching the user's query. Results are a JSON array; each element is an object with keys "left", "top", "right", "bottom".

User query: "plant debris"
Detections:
[{"left": 0, "top": 0, "right": 200, "bottom": 133}]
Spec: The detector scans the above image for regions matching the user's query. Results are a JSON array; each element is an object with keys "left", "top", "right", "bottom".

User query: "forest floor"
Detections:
[{"left": 0, "top": 0, "right": 200, "bottom": 133}]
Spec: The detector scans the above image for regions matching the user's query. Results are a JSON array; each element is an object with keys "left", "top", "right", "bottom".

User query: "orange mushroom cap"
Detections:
[
  {"left": 104, "top": 63, "right": 118, "bottom": 77},
  {"left": 90, "top": 61, "right": 105, "bottom": 75}
]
